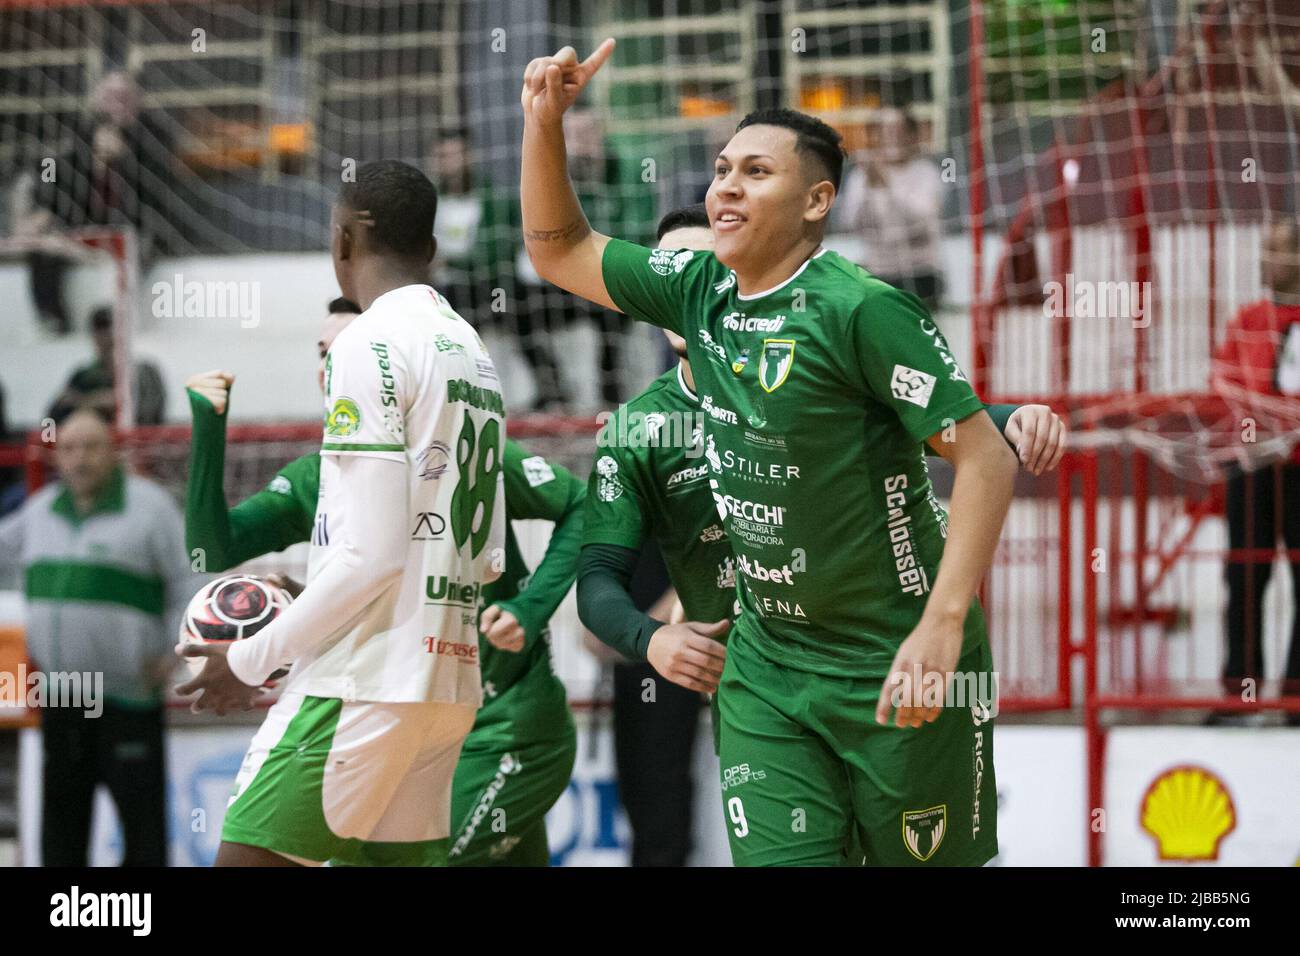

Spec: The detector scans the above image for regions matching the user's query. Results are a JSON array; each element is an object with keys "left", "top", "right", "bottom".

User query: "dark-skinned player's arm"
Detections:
[
  {"left": 519, "top": 39, "right": 619, "bottom": 311},
  {"left": 876, "top": 412, "right": 1017, "bottom": 729}
]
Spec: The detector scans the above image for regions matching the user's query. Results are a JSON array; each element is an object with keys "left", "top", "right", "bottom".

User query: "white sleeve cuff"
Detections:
[{"left": 225, "top": 638, "right": 268, "bottom": 687}]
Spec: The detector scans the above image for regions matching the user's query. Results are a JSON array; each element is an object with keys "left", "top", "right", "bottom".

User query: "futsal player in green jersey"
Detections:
[
  {"left": 579, "top": 201, "right": 1064, "bottom": 700},
  {"left": 184, "top": 298, "right": 582, "bottom": 866},
  {"left": 521, "top": 41, "right": 1031, "bottom": 866}
]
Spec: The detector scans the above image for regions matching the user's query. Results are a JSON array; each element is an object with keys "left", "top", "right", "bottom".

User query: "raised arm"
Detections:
[
  {"left": 519, "top": 39, "right": 619, "bottom": 311},
  {"left": 185, "top": 373, "right": 314, "bottom": 572}
]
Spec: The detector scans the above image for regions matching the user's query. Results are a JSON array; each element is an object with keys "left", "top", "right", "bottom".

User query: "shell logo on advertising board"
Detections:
[{"left": 1140, "top": 765, "right": 1237, "bottom": 862}]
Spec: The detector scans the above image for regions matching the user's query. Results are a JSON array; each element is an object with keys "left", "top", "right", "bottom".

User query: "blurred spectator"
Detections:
[
  {"left": 429, "top": 130, "right": 568, "bottom": 407},
  {"left": 0, "top": 405, "right": 191, "bottom": 865},
  {"left": 518, "top": 109, "right": 656, "bottom": 408},
  {"left": 0, "top": 380, "right": 24, "bottom": 517},
  {"left": 835, "top": 106, "right": 944, "bottom": 310},
  {"left": 15, "top": 71, "right": 176, "bottom": 335},
  {"left": 48, "top": 306, "right": 167, "bottom": 426},
  {"left": 1211, "top": 218, "right": 1300, "bottom": 723}
]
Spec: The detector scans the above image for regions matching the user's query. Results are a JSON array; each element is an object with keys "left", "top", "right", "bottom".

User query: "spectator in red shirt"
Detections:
[{"left": 1210, "top": 218, "right": 1300, "bottom": 722}]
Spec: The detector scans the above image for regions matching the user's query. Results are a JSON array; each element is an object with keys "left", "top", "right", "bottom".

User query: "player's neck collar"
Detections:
[
  {"left": 368, "top": 283, "right": 435, "bottom": 311},
  {"left": 734, "top": 246, "right": 827, "bottom": 301},
  {"left": 675, "top": 363, "right": 698, "bottom": 403}
]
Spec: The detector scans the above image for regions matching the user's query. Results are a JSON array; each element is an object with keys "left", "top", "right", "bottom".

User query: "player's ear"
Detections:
[
  {"left": 804, "top": 180, "right": 835, "bottom": 224},
  {"left": 334, "top": 220, "right": 354, "bottom": 262},
  {"left": 425, "top": 234, "right": 436, "bottom": 264}
]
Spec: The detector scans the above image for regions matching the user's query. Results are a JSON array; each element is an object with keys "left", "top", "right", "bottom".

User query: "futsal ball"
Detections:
[{"left": 180, "top": 574, "right": 293, "bottom": 684}]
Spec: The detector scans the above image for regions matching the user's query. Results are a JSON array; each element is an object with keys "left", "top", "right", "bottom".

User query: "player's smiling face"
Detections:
[{"left": 707, "top": 125, "right": 826, "bottom": 277}]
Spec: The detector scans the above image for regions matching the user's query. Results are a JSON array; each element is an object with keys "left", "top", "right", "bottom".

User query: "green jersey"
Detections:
[
  {"left": 601, "top": 239, "right": 988, "bottom": 678},
  {"left": 583, "top": 364, "right": 736, "bottom": 625},
  {"left": 184, "top": 392, "right": 582, "bottom": 745}
]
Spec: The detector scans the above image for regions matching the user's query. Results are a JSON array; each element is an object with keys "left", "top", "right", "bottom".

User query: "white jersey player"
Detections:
[{"left": 178, "top": 159, "right": 505, "bottom": 867}]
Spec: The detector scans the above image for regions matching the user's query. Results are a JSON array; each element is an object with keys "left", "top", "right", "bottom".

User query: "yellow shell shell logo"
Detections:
[{"left": 1140, "top": 765, "right": 1236, "bottom": 861}]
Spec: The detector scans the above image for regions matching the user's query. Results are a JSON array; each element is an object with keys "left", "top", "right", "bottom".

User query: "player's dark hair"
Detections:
[
  {"left": 90, "top": 306, "right": 114, "bottom": 331},
  {"left": 735, "top": 108, "right": 845, "bottom": 192},
  {"left": 52, "top": 402, "right": 115, "bottom": 430},
  {"left": 328, "top": 296, "right": 361, "bottom": 315},
  {"left": 656, "top": 203, "right": 710, "bottom": 242},
  {"left": 337, "top": 160, "right": 437, "bottom": 257}
]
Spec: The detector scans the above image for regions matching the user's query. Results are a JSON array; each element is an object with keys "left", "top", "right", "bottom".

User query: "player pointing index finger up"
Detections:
[{"left": 520, "top": 41, "right": 1017, "bottom": 867}]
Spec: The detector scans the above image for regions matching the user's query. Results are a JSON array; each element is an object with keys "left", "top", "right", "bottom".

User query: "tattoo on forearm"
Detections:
[{"left": 523, "top": 219, "right": 590, "bottom": 244}]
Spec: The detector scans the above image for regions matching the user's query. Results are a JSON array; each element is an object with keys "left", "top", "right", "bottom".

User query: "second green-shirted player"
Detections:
[{"left": 185, "top": 304, "right": 582, "bottom": 866}]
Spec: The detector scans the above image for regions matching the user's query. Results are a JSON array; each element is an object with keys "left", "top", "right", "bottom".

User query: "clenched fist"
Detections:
[
  {"left": 186, "top": 370, "right": 235, "bottom": 416},
  {"left": 480, "top": 604, "right": 526, "bottom": 653}
]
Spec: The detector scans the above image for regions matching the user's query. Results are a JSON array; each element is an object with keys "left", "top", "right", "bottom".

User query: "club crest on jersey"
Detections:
[
  {"left": 325, "top": 396, "right": 361, "bottom": 437},
  {"left": 732, "top": 347, "right": 750, "bottom": 375},
  {"left": 758, "top": 339, "right": 795, "bottom": 393},
  {"left": 903, "top": 805, "right": 947, "bottom": 862}
]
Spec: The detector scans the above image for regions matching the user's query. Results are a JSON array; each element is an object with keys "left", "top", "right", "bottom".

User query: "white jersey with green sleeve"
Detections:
[{"left": 292, "top": 283, "right": 506, "bottom": 705}]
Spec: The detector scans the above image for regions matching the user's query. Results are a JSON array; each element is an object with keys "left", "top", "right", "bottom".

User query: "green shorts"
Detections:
[
  {"left": 716, "top": 633, "right": 998, "bottom": 867},
  {"left": 447, "top": 724, "right": 577, "bottom": 867}
]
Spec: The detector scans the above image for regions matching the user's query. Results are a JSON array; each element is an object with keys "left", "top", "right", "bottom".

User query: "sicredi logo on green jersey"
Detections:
[{"left": 722, "top": 311, "right": 785, "bottom": 334}]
